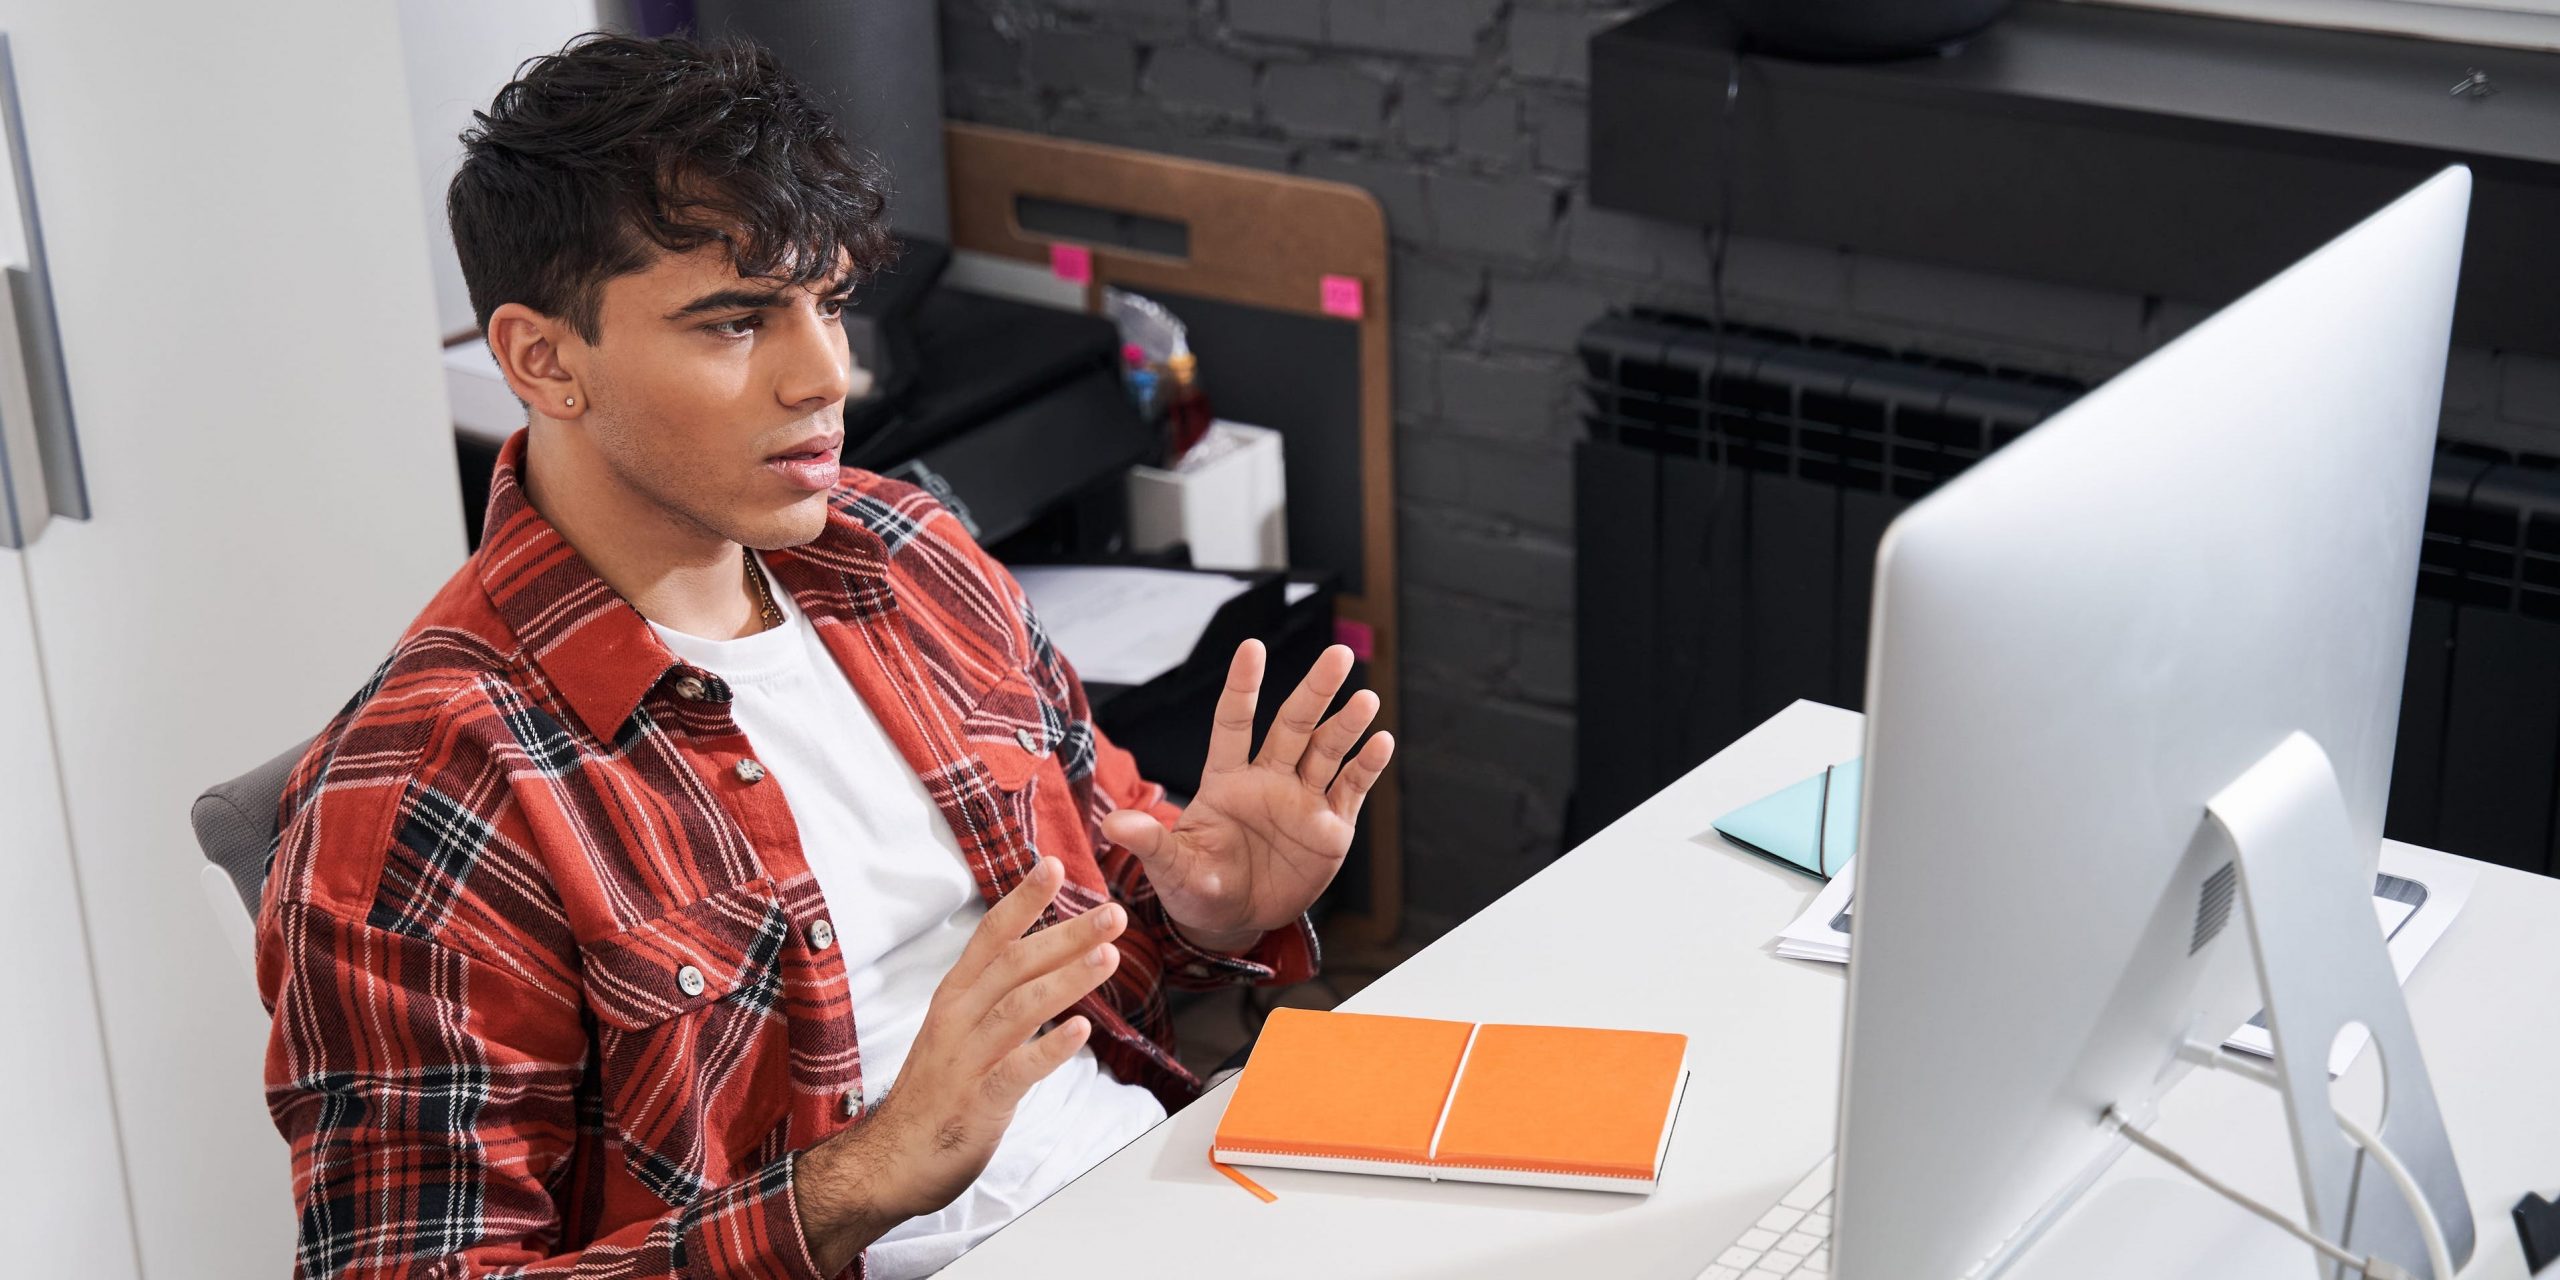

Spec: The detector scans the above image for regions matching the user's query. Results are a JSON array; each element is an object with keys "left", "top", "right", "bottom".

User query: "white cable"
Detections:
[
  {"left": 2102, "top": 1106, "right": 2378, "bottom": 1275},
  {"left": 2335, "top": 1108, "right": 2455, "bottom": 1280},
  {"left": 2182, "top": 1044, "right": 2455, "bottom": 1280}
]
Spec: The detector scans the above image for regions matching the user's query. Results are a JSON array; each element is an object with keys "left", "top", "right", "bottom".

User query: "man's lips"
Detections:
[
  {"left": 767, "top": 433, "right": 841, "bottom": 462},
  {"left": 767, "top": 434, "right": 842, "bottom": 491}
]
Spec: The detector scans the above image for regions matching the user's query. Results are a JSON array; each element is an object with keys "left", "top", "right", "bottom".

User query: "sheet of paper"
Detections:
[
  {"left": 1285, "top": 580, "right": 1318, "bottom": 605},
  {"left": 2221, "top": 842, "right": 2477, "bottom": 1074},
  {"left": 1010, "top": 565, "right": 1252, "bottom": 686},
  {"left": 1765, "top": 843, "right": 2475, "bottom": 1077}
]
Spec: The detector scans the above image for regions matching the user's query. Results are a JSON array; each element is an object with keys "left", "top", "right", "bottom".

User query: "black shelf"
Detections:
[{"left": 1590, "top": 0, "right": 2560, "bottom": 355}]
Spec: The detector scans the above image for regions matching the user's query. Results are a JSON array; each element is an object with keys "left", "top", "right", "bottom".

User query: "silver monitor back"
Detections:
[{"left": 1834, "top": 167, "right": 2473, "bottom": 1279}]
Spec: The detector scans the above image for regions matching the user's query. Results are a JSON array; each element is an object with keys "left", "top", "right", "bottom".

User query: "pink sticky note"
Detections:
[
  {"left": 1333, "top": 618, "right": 1375, "bottom": 662},
  {"left": 1049, "top": 242, "right": 1093, "bottom": 284},
  {"left": 1320, "top": 273, "right": 1364, "bottom": 319}
]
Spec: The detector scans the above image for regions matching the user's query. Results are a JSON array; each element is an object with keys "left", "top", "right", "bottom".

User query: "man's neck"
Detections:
[{"left": 522, "top": 422, "right": 768, "bottom": 640}]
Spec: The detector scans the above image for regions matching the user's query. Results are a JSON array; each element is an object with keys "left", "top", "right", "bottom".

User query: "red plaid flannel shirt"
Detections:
[{"left": 256, "top": 429, "right": 1317, "bottom": 1279}]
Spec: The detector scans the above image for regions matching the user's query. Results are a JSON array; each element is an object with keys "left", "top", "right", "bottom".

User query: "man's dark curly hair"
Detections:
[{"left": 447, "top": 32, "right": 895, "bottom": 343}]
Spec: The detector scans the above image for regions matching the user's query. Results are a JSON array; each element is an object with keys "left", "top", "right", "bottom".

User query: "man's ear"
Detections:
[{"left": 486, "top": 302, "right": 587, "bottom": 419}]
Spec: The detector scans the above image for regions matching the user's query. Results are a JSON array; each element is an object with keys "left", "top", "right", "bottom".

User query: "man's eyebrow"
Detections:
[
  {"left": 663, "top": 276, "right": 859, "bottom": 320},
  {"left": 665, "top": 287, "right": 791, "bottom": 320}
]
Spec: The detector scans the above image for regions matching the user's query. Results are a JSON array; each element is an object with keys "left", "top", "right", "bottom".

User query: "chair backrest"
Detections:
[{"left": 188, "top": 737, "right": 312, "bottom": 922}]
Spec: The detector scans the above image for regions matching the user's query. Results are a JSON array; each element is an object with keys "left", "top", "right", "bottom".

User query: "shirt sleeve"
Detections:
[{"left": 260, "top": 899, "right": 850, "bottom": 1280}]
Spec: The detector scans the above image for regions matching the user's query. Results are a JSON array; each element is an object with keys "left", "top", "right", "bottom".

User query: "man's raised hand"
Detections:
[
  {"left": 1098, "top": 640, "right": 1396, "bottom": 953},
  {"left": 791, "top": 856, "right": 1123, "bottom": 1274}
]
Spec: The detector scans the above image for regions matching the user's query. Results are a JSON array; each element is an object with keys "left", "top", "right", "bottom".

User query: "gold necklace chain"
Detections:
[{"left": 743, "top": 547, "right": 783, "bottom": 631}]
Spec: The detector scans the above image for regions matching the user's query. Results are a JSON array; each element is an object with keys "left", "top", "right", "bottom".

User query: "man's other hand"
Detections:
[{"left": 792, "top": 856, "right": 1123, "bottom": 1273}]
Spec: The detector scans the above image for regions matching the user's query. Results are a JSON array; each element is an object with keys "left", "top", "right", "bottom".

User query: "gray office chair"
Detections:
[{"left": 188, "top": 737, "right": 311, "bottom": 972}]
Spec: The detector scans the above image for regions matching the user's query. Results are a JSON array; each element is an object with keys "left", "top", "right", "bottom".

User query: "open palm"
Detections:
[{"left": 1098, "top": 640, "right": 1395, "bottom": 949}]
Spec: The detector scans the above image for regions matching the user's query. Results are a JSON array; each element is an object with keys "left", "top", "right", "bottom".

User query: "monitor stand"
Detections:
[{"left": 2206, "top": 731, "right": 2474, "bottom": 1276}]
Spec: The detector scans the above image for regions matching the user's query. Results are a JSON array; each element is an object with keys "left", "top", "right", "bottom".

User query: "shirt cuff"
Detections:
[
  {"left": 1155, "top": 906, "right": 1321, "bottom": 990},
  {"left": 685, "top": 1147, "right": 862, "bottom": 1280}
]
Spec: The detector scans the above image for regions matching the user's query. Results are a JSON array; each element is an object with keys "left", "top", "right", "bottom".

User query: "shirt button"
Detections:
[
  {"left": 807, "top": 918, "right": 835, "bottom": 950},
  {"left": 672, "top": 674, "right": 707, "bottom": 701},
  {"left": 841, "top": 1091, "right": 861, "bottom": 1118},
  {"left": 734, "top": 758, "right": 767, "bottom": 784},
  {"left": 1015, "top": 727, "right": 1041, "bottom": 753},
  {"left": 676, "top": 964, "right": 707, "bottom": 997}
]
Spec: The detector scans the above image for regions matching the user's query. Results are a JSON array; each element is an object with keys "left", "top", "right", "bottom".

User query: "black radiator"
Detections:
[{"left": 1571, "top": 308, "right": 2560, "bottom": 877}]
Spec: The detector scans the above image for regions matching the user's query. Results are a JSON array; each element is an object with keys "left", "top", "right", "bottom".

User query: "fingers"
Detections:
[
  {"left": 984, "top": 1016, "right": 1093, "bottom": 1109},
  {"left": 1098, "top": 808, "right": 1167, "bottom": 865},
  {"left": 1203, "top": 640, "right": 1267, "bottom": 775},
  {"left": 963, "top": 897, "right": 1126, "bottom": 1031},
  {"left": 1326, "top": 730, "right": 1396, "bottom": 822},
  {"left": 943, "top": 856, "right": 1064, "bottom": 993},
  {"left": 1255, "top": 644, "right": 1356, "bottom": 774},
  {"left": 1296, "top": 686, "right": 1381, "bottom": 790},
  {"left": 975, "top": 929, "right": 1120, "bottom": 1046},
  {"left": 1098, "top": 809, "right": 1195, "bottom": 899}
]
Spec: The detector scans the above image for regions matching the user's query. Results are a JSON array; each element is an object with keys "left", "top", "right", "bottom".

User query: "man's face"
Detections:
[{"left": 570, "top": 243, "right": 872, "bottom": 551}]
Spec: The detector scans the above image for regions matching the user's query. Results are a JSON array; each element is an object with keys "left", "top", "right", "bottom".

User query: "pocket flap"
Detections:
[
  {"left": 973, "top": 737, "right": 1041, "bottom": 791},
  {"left": 963, "top": 674, "right": 1050, "bottom": 791},
  {"left": 580, "top": 878, "right": 787, "bottom": 1033}
]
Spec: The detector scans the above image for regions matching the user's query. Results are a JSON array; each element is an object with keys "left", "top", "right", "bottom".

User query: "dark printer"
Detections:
[{"left": 843, "top": 254, "right": 1155, "bottom": 556}]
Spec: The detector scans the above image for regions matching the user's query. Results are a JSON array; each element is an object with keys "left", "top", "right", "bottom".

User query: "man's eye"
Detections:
[
  {"left": 709, "top": 315, "right": 760, "bottom": 337},
  {"left": 822, "top": 295, "right": 853, "bottom": 321}
]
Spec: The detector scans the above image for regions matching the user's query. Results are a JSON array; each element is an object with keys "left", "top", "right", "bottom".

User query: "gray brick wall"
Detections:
[{"left": 937, "top": 0, "right": 2553, "bottom": 940}]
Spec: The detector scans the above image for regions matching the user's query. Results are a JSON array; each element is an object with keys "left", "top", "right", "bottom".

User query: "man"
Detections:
[{"left": 256, "top": 33, "right": 1393, "bottom": 1280}]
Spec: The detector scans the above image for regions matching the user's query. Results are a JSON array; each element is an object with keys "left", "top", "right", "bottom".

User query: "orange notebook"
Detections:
[{"left": 1212, "top": 1007, "right": 1690, "bottom": 1194}]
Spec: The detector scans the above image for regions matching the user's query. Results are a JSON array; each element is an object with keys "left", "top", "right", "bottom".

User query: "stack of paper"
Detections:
[
  {"left": 1010, "top": 565, "right": 1251, "bottom": 686},
  {"left": 1771, "top": 863, "right": 1857, "bottom": 964},
  {"left": 1768, "top": 845, "right": 2476, "bottom": 1076}
]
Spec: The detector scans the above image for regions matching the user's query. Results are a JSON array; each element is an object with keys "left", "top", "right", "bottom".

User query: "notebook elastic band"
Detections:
[{"left": 1423, "top": 1022, "right": 1483, "bottom": 1177}]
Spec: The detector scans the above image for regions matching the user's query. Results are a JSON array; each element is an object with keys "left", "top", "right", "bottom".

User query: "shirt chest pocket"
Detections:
[
  {"left": 579, "top": 877, "right": 794, "bottom": 1204},
  {"left": 956, "top": 670, "right": 1046, "bottom": 801},
  {"left": 960, "top": 675, "right": 1123, "bottom": 903}
]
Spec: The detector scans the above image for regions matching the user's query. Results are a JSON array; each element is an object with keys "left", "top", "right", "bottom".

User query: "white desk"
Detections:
[{"left": 941, "top": 702, "right": 2560, "bottom": 1278}]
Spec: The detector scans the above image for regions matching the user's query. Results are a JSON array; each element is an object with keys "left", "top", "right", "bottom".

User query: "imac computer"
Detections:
[{"left": 1714, "top": 167, "right": 2479, "bottom": 1280}]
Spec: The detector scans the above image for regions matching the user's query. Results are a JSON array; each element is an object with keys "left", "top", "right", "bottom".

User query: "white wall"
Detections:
[
  {"left": 1, "top": 0, "right": 467, "bottom": 1274},
  {"left": 396, "top": 0, "right": 604, "bottom": 339}
]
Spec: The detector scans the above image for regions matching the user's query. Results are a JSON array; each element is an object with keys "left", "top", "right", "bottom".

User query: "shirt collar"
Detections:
[
  {"left": 474, "top": 430, "right": 679, "bottom": 740},
  {"left": 474, "top": 430, "right": 896, "bottom": 740}
]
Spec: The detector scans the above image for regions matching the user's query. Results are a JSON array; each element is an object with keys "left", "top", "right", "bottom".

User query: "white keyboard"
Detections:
[{"left": 1696, "top": 1152, "right": 1835, "bottom": 1280}]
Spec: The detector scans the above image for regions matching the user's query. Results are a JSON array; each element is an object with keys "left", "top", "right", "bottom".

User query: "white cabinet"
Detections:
[
  {"left": 0, "top": 554, "right": 137, "bottom": 1279},
  {"left": 0, "top": 0, "right": 466, "bottom": 1275}
]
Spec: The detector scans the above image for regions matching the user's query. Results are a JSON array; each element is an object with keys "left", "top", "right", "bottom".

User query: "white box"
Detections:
[
  {"left": 442, "top": 338, "right": 523, "bottom": 448},
  {"left": 1125, "top": 419, "right": 1287, "bottom": 571}
]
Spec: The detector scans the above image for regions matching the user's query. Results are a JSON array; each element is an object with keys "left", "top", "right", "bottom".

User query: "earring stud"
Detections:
[{"left": 565, "top": 396, "right": 576, "bottom": 408}]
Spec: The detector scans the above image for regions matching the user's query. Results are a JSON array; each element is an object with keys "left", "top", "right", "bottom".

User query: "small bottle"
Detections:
[
  {"left": 1163, "top": 350, "right": 1213, "bottom": 466},
  {"left": 1126, "top": 365, "right": 1159, "bottom": 417}
]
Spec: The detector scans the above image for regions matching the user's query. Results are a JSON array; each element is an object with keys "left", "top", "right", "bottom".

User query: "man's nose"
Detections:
[{"left": 776, "top": 311, "right": 856, "bottom": 410}]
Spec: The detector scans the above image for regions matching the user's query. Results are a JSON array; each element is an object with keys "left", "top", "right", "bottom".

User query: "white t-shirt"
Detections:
[{"left": 647, "top": 556, "right": 1166, "bottom": 1278}]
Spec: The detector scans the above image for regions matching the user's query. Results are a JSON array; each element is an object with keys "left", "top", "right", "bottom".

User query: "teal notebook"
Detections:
[{"left": 1712, "top": 758, "right": 1861, "bottom": 880}]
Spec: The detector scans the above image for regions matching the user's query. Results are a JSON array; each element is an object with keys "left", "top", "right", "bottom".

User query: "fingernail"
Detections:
[
  {"left": 1093, "top": 904, "right": 1123, "bottom": 932},
  {"left": 1087, "top": 944, "right": 1112, "bottom": 967}
]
